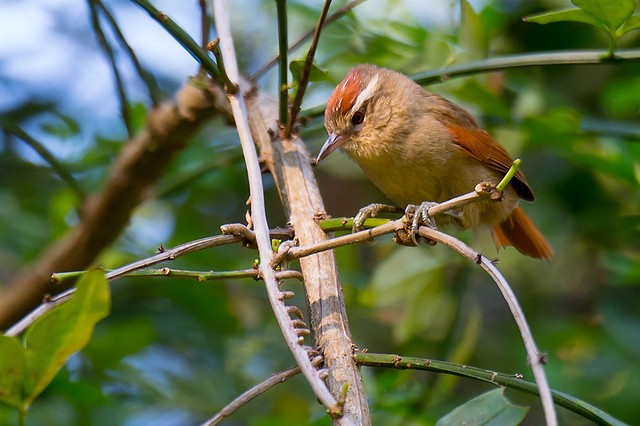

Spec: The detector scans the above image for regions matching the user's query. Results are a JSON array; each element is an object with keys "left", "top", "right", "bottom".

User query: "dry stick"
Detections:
[
  {"left": 250, "top": 0, "right": 367, "bottom": 81},
  {"left": 246, "top": 91, "right": 370, "bottom": 423},
  {"left": 201, "top": 366, "right": 301, "bottom": 426},
  {"left": 284, "top": 0, "right": 333, "bottom": 138},
  {"left": 416, "top": 227, "right": 557, "bottom": 426},
  {"left": 212, "top": 0, "right": 339, "bottom": 413}
]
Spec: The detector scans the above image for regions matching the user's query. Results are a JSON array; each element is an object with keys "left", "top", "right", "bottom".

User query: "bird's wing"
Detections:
[{"left": 447, "top": 123, "right": 535, "bottom": 202}]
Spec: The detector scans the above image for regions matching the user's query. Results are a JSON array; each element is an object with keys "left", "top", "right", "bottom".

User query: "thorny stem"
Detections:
[{"left": 212, "top": 0, "right": 339, "bottom": 412}]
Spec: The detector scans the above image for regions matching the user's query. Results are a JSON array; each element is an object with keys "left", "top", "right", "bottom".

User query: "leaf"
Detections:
[
  {"left": 620, "top": 14, "right": 640, "bottom": 35},
  {"left": 572, "top": 0, "right": 636, "bottom": 30},
  {"left": 39, "top": 113, "right": 81, "bottom": 139},
  {"left": 364, "top": 247, "right": 457, "bottom": 343},
  {"left": 523, "top": 8, "right": 603, "bottom": 27},
  {"left": 23, "top": 269, "right": 110, "bottom": 407},
  {"left": 0, "top": 335, "right": 25, "bottom": 409},
  {"left": 289, "top": 59, "right": 329, "bottom": 85},
  {"left": 436, "top": 388, "right": 529, "bottom": 426}
]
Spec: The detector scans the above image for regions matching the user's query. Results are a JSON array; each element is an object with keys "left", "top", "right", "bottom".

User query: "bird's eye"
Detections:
[{"left": 351, "top": 110, "right": 365, "bottom": 126}]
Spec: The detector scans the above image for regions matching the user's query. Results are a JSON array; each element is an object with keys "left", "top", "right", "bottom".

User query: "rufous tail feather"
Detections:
[{"left": 492, "top": 206, "right": 553, "bottom": 260}]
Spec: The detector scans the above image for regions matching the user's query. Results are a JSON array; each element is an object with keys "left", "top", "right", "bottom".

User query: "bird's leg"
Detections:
[
  {"left": 405, "top": 202, "right": 440, "bottom": 245},
  {"left": 353, "top": 203, "right": 403, "bottom": 233}
]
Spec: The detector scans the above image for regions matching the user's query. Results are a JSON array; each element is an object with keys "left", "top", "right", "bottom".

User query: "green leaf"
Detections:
[
  {"left": 289, "top": 59, "right": 329, "bottom": 85},
  {"left": 620, "top": 14, "right": 640, "bottom": 35},
  {"left": 572, "top": 0, "right": 636, "bottom": 30},
  {"left": 436, "top": 388, "right": 529, "bottom": 426},
  {"left": 363, "top": 247, "right": 457, "bottom": 343},
  {"left": 23, "top": 269, "right": 110, "bottom": 407},
  {"left": 0, "top": 335, "right": 25, "bottom": 409},
  {"left": 523, "top": 8, "right": 603, "bottom": 27},
  {"left": 39, "top": 113, "right": 81, "bottom": 139}
]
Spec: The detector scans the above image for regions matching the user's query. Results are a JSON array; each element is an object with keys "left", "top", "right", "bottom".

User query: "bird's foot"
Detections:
[
  {"left": 353, "top": 203, "right": 403, "bottom": 233},
  {"left": 404, "top": 202, "right": 440, "bottom": 246}
]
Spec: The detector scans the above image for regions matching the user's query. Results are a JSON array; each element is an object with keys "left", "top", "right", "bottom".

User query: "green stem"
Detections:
[
  {"left": 275, "top": 0, "right": 289, "bottom": 126},
  {"left": 96, "top": 0, "right": 162, "bottom": 106},
  {"left": 412, "top": 49, "right": 634, "bottom": 86},
  {"left": 356, "top": 353, "right": 626, "bottom": 426},
  {"left": 300, "top": 48, "right": 640, "bottom": 119},
  {"left": 495, "top": 159, "right": 520, "bottom": 193},
  {"left": 284, "top": 0, "right": 332, "bottom": 138},
  {"left": 130, "top": 0, "right": 219, "bottom": 78}
]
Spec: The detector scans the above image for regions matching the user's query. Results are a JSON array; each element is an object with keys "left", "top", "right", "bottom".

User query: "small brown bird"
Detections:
[{"left": 316, "top": 64, "right": 553, "bottom": 259}]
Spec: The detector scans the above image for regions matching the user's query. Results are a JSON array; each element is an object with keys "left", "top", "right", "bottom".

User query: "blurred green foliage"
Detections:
[{"left": 1, "top": 0, "right": 639, "bottom": 425}]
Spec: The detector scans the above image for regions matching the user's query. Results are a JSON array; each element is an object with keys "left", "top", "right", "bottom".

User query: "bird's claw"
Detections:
[
  {"left": 353, "top": 203, "right": 402, "bottom": 233},
  {"left": 405, "top": 202, "right": 439, "bottom": 245}
]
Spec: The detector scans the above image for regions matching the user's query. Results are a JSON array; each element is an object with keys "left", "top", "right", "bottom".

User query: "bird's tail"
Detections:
[{"left": 492, "top": 206, "right": 553, "bottom": 260}]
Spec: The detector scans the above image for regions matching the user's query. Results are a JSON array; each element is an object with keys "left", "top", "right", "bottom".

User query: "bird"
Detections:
[{"left": 315, "top": 64, "right": 553, "bottom": 259}]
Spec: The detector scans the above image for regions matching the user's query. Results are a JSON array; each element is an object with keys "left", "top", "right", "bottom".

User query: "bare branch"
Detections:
[
  {"left": 212, "top": 0, "right": 339, "bottom": 412},
  {"left": 201, "top": 366, "right": 301, "bottom": 426}
]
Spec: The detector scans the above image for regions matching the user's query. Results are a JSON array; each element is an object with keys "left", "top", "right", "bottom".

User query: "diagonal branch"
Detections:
[
  {"left": 284, "top": 0, "right": 332, "bottom": 138},
  {"left": 212, "top": 0, "right": 340, "bottom": 414},
  {"left": 0, "top": 81, "right": 231, "bottom": 330}
]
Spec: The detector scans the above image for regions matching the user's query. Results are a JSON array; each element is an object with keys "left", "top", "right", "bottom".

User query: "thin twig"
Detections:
[
  {"left": 207, "top": 39, "right": 239, "bottom": 93},
  {"left": 4, "top": 122, "right": 85, "bottom": 202},
  {"left": 201, "top": 366, "right": 301, "bottom": 426},
  {"left": 95, "top": 0, "right": 162, "bottom": 106},
  {"left": 198, "top": 0, "right": 209, "bottom": 76},
  {"left": 88, "top": 0, "right": 133, "bottom": 137},
  {"left": 251, "top": 0, "right": 367, "bottom": 81},
  {"left": 284, "top": 0, "right": 332, "bottom": 138},
  {"left": 413, "top": 49, "right": 640, "bottom": 85},
  {"left": 212, "top": 0, "right": 338, "bottom": 411},
  {"left": 131, "top": 0, "right": 220, "bottom": 79},
  {"left": 414, "top": 226, "right": 557, "bottom": 426},
  {"left": 274, "top": 0, "right": 289, "bottom": 125},
  {"left": 356, "top": 353, "right": 623, "bottom": 426}
]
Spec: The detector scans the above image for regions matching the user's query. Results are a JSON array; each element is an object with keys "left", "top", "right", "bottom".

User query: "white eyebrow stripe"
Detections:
[{"left": 351, "top": 73, "right": 379, "bottom": 113}]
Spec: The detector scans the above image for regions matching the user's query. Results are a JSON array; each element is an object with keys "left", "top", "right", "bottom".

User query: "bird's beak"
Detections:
[{"left": 315, "top": 132, "right": 346, "bottom": 165}]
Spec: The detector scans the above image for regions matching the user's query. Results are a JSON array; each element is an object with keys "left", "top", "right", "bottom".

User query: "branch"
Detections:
[
  {"left": 245, "top": 65, "right": 371, "bottom": 425},
  {"left": 0, "top": 82, "right": 231, "bottom": 330},
  {"left": 284, "top": 0, "right": 332, "bottom": 138},
  {"left": 250, "top": 0, "right": 367, "bottom": 81},
  {"left": 95, "top": 0, "right": 162, "bottom": 106},
  {"left": 212, "top": 0, "right": 339, "bottom": 413},
  {"left": 275, "top": 0, "right": 289, "bottom": 125},
  {"left": 413, "top": 49, "right": 640, "bottom": 85},
  {"left": 301, "top": 48, "right": 640, "bottom": 118},
  {"left": 3, "top": 122, "right": 85, "bottom": 203},
  {"left": 355, "top": 353, "right": 625, "bottom": 426},
  {"left": 130, "top": 0, "right": 220, "bottom": 79},
  {"left": 201, "top": 366, "right": 301, "bottom": 426},
  {"left": 414, "top": 226, "right": 557, "bottom": 426},
  {"left": 88, "top": 0, "right": 133, "bottom": 137}
]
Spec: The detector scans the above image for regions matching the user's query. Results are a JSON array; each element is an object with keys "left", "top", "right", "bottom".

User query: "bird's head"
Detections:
[{"left": 316, "top": 64, "right": 395, "bottom": 164}]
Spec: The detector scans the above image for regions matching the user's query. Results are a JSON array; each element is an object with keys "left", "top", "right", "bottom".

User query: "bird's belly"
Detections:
[{"left": 354, "top": 155, "right": 518, "bottom": 229}]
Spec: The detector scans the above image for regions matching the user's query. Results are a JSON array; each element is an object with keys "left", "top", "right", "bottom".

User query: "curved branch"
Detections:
[{"left": 355, "top": 353, "right": 624, "bottom": 426}]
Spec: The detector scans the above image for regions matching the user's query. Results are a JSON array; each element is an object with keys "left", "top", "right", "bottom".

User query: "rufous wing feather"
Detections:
[{"left": 492, "top": 206, "right": 553, "bottom": 259}]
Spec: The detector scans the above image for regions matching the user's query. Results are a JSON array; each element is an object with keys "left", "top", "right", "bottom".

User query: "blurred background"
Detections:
[{"left": 1, "top": 0, "right": 639, "bottom": 424}]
